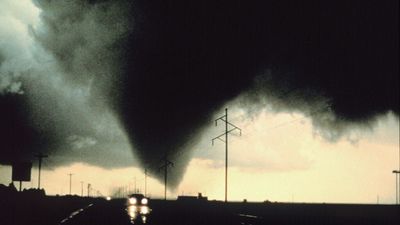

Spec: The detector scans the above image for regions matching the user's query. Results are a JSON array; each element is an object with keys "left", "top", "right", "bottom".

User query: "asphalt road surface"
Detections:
[
  {"left": 58, "top": 199, "right": 400, "bottom": 225},
  {"left": 58, "top": 199, "right": 241, "bottom": 225},
  {"left": 2, "top": 189, "right": 397, "bottom": 225}
]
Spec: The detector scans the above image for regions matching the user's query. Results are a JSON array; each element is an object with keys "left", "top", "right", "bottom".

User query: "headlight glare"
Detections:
[
  {"left": 129, "top": 197, "right": 137, "bottom": 204},
  {"left": 140, "top": 206, "right": 149, "bottom": 214},
  {"left": 141, "top": 198, "right": 148, "bottom": 205}
]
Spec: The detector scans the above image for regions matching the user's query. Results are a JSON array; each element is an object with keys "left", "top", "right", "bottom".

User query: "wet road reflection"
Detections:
[{"left": 126, "top": 205, "right": 151, "bottom": 224}]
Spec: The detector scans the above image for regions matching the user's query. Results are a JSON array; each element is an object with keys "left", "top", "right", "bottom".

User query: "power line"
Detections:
[
  {"left": 212, "top": 108, "right": 242, "bottom": 202},
  {"left": 228, "top": 105, "right": 332, "bottom": 146}
]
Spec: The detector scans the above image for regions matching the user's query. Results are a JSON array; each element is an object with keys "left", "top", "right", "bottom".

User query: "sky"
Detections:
[
  {"left": 0, "top": 108, "right": 398, "bottom": 203},
  {"left": 0, "top": 0, "right": 399, "bottom": 204}
]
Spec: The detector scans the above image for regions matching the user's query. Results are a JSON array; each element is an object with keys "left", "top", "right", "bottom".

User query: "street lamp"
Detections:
[{"left": 393, "top": 170, "right": 400, "bottom": 204}]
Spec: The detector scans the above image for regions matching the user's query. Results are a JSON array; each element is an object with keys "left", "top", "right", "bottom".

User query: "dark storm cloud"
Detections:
[
  {"left": 120, "top": 0, "right": 398, "bottom": 187},
  {"left": 0, "top": 52, "right": 4, "bottom": 65},
  {"left": 1, "top": 0, "right": 398, "bottom": 188}
]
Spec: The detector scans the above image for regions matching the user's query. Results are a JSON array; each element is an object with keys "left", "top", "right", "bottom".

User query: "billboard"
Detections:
[{"left": 12, "top": 161, "right": 32, "bottom": 182}]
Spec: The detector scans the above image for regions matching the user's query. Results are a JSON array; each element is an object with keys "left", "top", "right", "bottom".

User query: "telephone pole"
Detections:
[
  {"left": 68, "top": 173, "right": 73, "bottom": 195},
  {"left": 87, "top": 183, "right": 91, "bottom": 197},
  {"left": 80, "top": 181, "right": 84, "bottom": 197},
  {"left": 35, "top": 153, "right": 48, "bottom": 189},
  {"left": 159, "top": 156, "right": 174, "bottom": 200},
  {"left": 144, "top": 168, "right": 148, "bottom": 196},
  {"left": 134, "top": 176, "right": 137, "bottom": 194},
  {"left": 398, "top": 142, "right": 400, "bottom": 204},
  {"left": 212, "top": 108, "right": 241, "bottom": 202},
  {"left": 393, "top": 170, "right": 400, "bottom": 204}
]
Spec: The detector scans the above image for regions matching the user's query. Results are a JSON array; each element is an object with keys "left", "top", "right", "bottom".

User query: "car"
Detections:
[{"left": 126, "top": 194, "right": 151, "bottom": 223}]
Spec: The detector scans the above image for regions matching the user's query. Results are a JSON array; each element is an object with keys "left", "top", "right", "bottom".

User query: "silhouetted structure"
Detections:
[
  {"left": 68, "top": 173, "right": 73, "bottom": 195},
  {"left": 87, "top": 183, "right": 91, "bottom": 197},
  {"left": 35, "top": 153, "right": 48, "bottom": 189},
  {"left": 177, "top": 193, "right": 208, "bottom": 202},
  {"left": 159, "top": 156, "right": 174, "bottom": 200},
  {"left": 393, "top": 170, "right": 400, "bottom": 204},
  {"left": 144, "top": 168, "right": 148, "bottom": 196},
  {"left": 212, "top": 108, "right": 241, "bottom": 202},
  {"left": 12, "top": 161, "right": 32, "bottom": 191}
]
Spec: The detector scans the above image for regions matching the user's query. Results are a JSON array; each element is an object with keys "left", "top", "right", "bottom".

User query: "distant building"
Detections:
[{"left": 177, "top": 193, "right": 208, "bottom": 202}]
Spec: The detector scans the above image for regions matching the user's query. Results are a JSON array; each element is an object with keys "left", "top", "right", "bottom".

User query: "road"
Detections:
[
  {"left": 58, "top": 199, "right": 244, "bottom": 225},
  {"left": 58, "top": 199, "right": 400, "bottom": 225},
  {"left": 2, "top": 190, "right": 398, "bottom": 225}
]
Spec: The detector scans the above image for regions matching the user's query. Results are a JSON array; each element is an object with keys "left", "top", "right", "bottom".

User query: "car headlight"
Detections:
[
  {"left": 129, "top": 197, "right": 137, "bottom": 204},
  {"left": 141, "top": 198, "right": 148, "bottom": 205}
]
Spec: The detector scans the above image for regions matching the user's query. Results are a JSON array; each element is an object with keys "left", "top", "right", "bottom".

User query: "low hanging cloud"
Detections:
[
  {"left": 0, "top": 1, "right": 35, "bottom": 95},
  {"left": 235, "top": 71, "right": 386, "bottom": 143},
  {"left": 0, "top": 0, "right": 135, "bottom": 169}
]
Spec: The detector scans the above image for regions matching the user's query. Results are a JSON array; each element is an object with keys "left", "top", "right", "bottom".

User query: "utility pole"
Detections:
[
  {"left": 144, "top": 168, "right": 148, "bottom": 196},
  {"left": 80, "top": 181, "right": 84, "bottom": 197},
  {"left": 35, "top": 153, "right": 48, "bottom": 189},
  {"left": 134, "top": 176, "right": 137, "bottom": 194},
  {"left": 212, "top": 108, "right": 241, "bottom": 202},
  {"left": 68, "top": 173, "right": 73, "bottom": 195},
  {"left": 393, "top": 170, "right": 400, "bottom": 204},
  {"left": 87, "top": 183, "right": 91, "bottom": 197},
  {"left": 159, "top": 156, "right": 174, "bottom": 200}
]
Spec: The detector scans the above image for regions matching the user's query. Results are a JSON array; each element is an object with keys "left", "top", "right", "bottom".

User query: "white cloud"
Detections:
[{"left": 0, "top": 0, "right": 40, "bottom": 94}]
